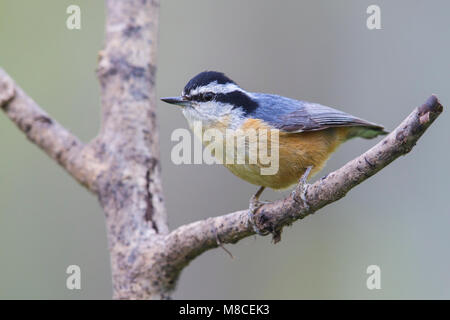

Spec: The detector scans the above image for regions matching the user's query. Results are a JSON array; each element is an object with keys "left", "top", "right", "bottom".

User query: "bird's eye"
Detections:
[{"left": 203, "top": 92, "right": 214, "bottom": 102}]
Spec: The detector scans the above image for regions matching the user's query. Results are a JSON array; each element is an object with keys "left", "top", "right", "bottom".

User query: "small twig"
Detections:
[{"left": 214, "top": 226, "right": 234, "bottom": 259}]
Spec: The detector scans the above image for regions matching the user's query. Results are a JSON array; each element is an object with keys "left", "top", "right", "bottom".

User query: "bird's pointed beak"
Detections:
[{"left": 160, "top": 96, "right": 189, "bottom": 107}]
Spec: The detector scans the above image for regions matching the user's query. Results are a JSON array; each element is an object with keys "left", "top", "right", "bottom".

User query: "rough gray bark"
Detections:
[
  {"left": 0, "top": 0, "right": 444, "bottom": 299},
  {"left": 95, "top": 0, "right": 170, "bottom": 299}
]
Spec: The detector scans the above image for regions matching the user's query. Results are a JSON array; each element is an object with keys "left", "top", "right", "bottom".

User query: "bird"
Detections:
[{"left": 161, "top": 71, "right": 387, "bottom": 233}]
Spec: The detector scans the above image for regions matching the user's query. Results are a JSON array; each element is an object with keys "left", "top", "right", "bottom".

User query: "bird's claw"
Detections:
[
  {"left": 291, "top": 166, "right": 312, "bottom": 211},
  {"left": 248, "top": 187, "right": 270, "bottom": 236}
]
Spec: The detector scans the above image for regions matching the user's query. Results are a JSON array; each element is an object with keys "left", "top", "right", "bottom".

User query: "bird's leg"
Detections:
[
  {"left": 249, "top": 186, "right": 266, "bottom": 211},
  {"left": 291, "top": 166, "right": 313, "bottom": 211},
  {"left": 248, "top": 186, "right": 270, "bottom": 236}
]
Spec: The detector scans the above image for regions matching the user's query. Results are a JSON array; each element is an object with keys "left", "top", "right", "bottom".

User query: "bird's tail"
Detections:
[{"left": 348, "top": 125, "right": 388, "bottom": 139}]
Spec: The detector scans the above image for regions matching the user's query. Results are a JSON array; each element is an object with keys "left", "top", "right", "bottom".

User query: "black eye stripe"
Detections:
[
  {"left": 187, "top": 90, "right": 258, "bottom": 115},
  {"left": 189, "top": 92, "right": 214, "bottom": 102},
  {"left": 188, "top": 94, "right": 199, "bottom": 101},
  {"left": 215, "top": 91, "right": 258, "bottom": 115}
]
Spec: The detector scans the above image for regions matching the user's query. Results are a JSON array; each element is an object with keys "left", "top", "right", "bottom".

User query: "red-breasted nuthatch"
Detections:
[{"left": 161, "top": 71, "right": 387, "bottom": 233}]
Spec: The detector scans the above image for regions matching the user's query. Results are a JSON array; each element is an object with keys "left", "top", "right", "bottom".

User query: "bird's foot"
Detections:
[
  {"left": 291, "top": 166, "right": 313, "bottom": 211},
  {"left": 248, "top": 186, "right": 270, "bottom": 236}
]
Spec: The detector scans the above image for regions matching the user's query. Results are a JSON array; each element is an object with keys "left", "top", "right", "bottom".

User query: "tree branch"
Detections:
[
  {"left": 0, "top": 68, "right": 101, "bottom": 192},
  {"left": 164, "top": 95, "right": 443, "bottom": 272}
]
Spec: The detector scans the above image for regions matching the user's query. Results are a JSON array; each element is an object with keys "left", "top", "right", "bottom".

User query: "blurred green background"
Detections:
[{"left": 0, "top": 0, "right": 449, "bottom": 299}]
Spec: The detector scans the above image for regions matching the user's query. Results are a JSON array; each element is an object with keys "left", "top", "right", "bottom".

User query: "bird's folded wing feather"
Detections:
[{"left": 250, "top": 93, "right": 385, "bottom": 133}]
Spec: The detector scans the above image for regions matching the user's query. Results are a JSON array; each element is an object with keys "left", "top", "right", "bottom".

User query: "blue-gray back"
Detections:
[{"left": 248, "top": 93, "right": 384, "bottom": 133}]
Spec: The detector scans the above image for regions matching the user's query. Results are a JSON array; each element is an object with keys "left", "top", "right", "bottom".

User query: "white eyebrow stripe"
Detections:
[{"left": 184, "top": 82, "right": 244, "bottom": 96}]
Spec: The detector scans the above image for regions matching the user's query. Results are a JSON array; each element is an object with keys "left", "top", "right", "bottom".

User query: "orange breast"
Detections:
[{"left": 223, "top": 119, "right": 350, "bottom": 189}]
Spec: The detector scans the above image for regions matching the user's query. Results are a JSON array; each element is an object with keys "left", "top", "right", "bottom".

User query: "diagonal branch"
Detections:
[
  {"left": 0, "top": 68, "right": 102, "bottom": 192},
  {"left": 163, "top": 95, "right": 443, "bottom": 272}
]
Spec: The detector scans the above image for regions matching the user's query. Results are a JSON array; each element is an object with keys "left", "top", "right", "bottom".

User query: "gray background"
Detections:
[{"left": 0, "top": 0, "right": 449, "bottom": 299}]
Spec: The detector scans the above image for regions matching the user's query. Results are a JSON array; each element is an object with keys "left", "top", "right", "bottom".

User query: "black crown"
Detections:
[{"left": 184, "top": 71, "right": 235, "bottom": 94}]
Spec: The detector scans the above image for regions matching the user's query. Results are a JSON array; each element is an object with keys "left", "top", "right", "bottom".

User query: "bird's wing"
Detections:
[
  {"left": 250, "top": 93, "right": 386, "bottom": 134},
  {"left": 275, "top": 102, "right": 385, "bottom": 132}
]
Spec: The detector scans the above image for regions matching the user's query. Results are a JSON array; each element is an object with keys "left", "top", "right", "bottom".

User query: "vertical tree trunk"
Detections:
[{"left": 96, "top": 0, "right": 169, "bottom": 299}]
